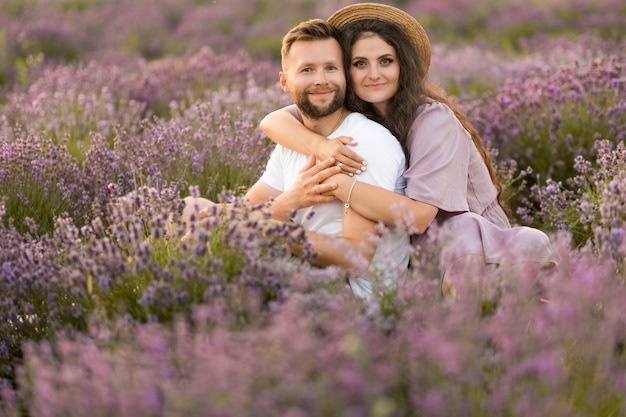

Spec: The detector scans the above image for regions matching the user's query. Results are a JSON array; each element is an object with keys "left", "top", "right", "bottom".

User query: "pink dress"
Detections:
[{"left": 404, "top": 102, "right": 554, "bottom": 274}]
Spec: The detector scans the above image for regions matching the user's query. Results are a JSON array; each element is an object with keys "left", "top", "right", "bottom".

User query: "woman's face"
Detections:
[{"left": 349, "top": 34, "right": 400, "bottom": 116}]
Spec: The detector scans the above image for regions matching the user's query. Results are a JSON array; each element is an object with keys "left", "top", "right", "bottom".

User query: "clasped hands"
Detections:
[{"left": 278, "top": 136, "right": 366, "bottom": 209}]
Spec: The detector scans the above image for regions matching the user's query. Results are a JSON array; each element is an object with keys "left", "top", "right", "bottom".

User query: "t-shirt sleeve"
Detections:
[
  {"left": 286, "top": 104, "right": 304, "bottom": 123},
  {"left": 258, "top": 146, "right": 285, "bottom": 192},
  {"left": 404, "top": 103, "right": 471, "bottom": 212}
]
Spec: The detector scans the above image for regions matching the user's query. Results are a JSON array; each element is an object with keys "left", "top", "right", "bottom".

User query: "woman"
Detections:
[{"left": 259, "top": 3, "right": 554, "bottom": 280}]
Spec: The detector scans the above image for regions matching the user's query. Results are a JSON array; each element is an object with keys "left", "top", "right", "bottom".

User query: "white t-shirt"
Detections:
[{"left": 260, "top": 111, "right": 409, "bottom": 299}]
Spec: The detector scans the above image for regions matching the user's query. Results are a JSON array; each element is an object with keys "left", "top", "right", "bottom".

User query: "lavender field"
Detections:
[{"left": 1, "top": 0, "right": 625, "bottom": 415}]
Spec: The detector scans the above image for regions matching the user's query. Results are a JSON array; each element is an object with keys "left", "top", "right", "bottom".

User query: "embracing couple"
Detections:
[{"left": 182, "top": 3, "right": 555, "bottom": 299}]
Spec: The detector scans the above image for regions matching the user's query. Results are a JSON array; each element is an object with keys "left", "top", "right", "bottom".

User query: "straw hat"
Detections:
[{"left": 328, "top": 3, "right": 431, "bottom": 71}]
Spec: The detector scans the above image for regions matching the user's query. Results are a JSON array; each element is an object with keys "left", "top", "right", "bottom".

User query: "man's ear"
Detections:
[{"left": 279, "top": 71, "right": 289, "bottom": 92}]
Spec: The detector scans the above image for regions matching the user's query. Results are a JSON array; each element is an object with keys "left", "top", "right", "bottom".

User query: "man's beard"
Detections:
[{"left": 294, "top": 87, "right": 345, "bottom": 119}]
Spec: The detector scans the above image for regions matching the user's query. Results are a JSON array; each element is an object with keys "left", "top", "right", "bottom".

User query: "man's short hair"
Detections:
[{"left": 280, "top": 19, "right": 339, "bottom": 62}]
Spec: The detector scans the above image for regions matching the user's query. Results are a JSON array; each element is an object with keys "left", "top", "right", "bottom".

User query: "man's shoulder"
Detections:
[
  {"left": 271, "top": 143, "right": 308, "bottom": 160},
  {"left": 343, "top": 112, "right": 387, "bottom": 129},
  {"left": 340, "top": 113, "right": 405, "bottom": 166},
  {"left": 340, "top": 112, "right": 394, "bottom": 138}
]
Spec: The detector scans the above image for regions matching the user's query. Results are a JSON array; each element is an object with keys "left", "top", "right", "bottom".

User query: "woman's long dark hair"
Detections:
[{"left": 338, "top": 19, "right": 506, "bottom": 212}]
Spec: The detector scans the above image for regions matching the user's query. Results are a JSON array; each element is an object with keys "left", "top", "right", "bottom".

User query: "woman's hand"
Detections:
[
  {"left": 274, "top": 155, "right": 341, "bottom": 210},
  {"left": 314, "top": 136, "right": 367, "bottom": 176}
]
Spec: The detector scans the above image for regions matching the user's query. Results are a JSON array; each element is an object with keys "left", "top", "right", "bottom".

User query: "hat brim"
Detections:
[{"left": 328, "top": 3, "right": 431, "bottom": 71}]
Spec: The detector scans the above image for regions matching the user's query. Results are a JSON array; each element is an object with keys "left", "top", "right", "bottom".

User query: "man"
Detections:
[{"left": 186, "top": 19, "right": 408, "bottom": 298}]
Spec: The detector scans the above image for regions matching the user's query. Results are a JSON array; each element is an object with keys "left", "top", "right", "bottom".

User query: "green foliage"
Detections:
[
  {"left": 16, "top": 32, "right": 82, "bottom": 61},
  {"left": 0, "top": 30, "right": 9, "bottom": 89},
  {"left": 245, "top": 35, "right": 283, "bottom": 61},
  {"left": 0, "top": 0, "right": 39, "bottom": 17},
  {"left": 123, "top": 30, "right": 167, "bottom": 61},
  {"left": 0, "top": 149, "right": 82, "bottom": 236},
  {"left": 58, "top": 0, "right": 93, "bottom": 13},
  {"left": 1, "top": 182, "right": 68, "bottom": 236},
  {"left": 444, "top": 78, "right": 498, "bottom": 100}
]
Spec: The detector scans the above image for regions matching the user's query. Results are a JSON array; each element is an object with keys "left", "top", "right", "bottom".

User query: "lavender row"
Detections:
[
  {"left": 0, "top": 1, "right": 624, "bottom": 415},
  {"left": 462, "top": 51, "right": 625, "bottom": 237},
  {"left": 0, "top": 47, "right": 283, "bottom": 235},
  {"left": 1, "top": 0, "right": 623, "bottom": 89},
  {"left": 2, "top": 231, "right": 626, "bottom": 416}
]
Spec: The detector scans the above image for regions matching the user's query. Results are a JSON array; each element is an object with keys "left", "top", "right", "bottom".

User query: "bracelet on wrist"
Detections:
[{"left": 344, "top": 177, "right": 358, "bottom": 214}]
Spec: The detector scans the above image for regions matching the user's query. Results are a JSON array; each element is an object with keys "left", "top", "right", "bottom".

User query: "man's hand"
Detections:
[{"left": 273, "top": 155, "right": 341, "bottom": 210}]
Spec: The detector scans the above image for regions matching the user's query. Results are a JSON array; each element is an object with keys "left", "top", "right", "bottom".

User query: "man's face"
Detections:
[{"left": 279, "top": 38, "right": 346, "bottom": 119}]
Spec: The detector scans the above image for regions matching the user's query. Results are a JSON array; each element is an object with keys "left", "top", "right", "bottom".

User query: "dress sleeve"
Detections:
[{"left": 403, "top": 102, "right": 471, "bottom": 212}]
